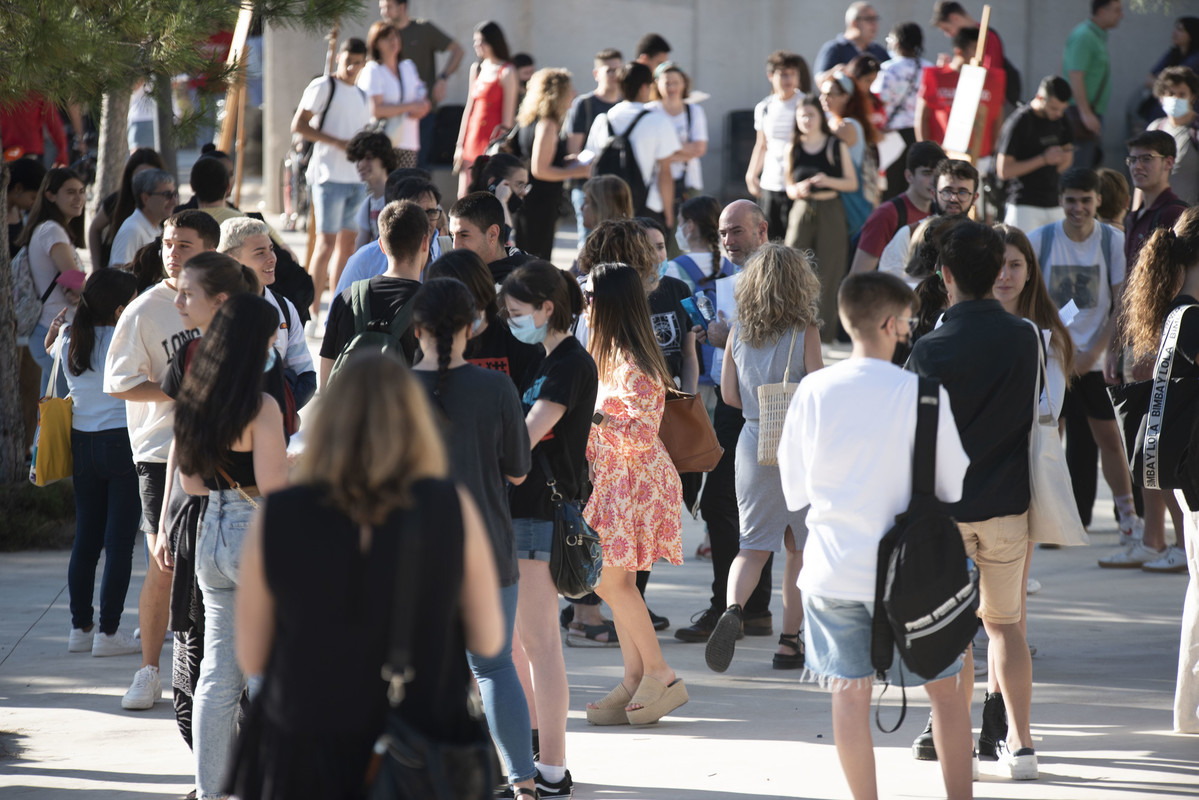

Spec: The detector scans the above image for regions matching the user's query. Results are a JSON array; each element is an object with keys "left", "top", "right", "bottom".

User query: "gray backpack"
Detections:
[{"left": 11, "top": 246, "right": 57, "bottom": 338}]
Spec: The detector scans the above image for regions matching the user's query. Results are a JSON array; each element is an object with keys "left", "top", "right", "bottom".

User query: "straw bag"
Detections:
[
  {"left": 1024, "top": 322, "right": 1088, "bottom": 546},
  {"left": 30, "top": 339, "right": 73, "bottom": 486},
  {"left": 756, "top": 328, "right": 800, "bottom": 466}
]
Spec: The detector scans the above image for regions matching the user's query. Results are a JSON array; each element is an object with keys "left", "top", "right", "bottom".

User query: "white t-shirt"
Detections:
[
  {"left": 357, "top": 60, "right": 426, "bottom": 151},
  {"left": 754, "top": 92, "right": 800, "bottom": 193},
  {"left": 1026, "top": 221, "right": 1126, "bottom": 363},
  {"left": 356, "top": 193, "right": 388, "bottom": 243},
  {"left": 108, "top": 208, "right": 158, "bottom": 269},
  {"left": 299, "top": 75, "right": 370, "bottom": 186},
  {"left": 28, "top": 220, "right": 81, "bottom": 328},
  {"left": 645, "top": 101, "right": 709, "bottom": 188},
  {"left": 778, "top": 358, "right": 969, "bottom": 602},
  {"left": 585, "top": 101, "right": 682, "bottom": 213},
  {"left": 57, "top": 326, "right": 127, "bottom": 432},
  {"left": 263, "top": 288, "right": 314, "bottom": 377},
  {"left": 104, "top": 282, "right": 198, "bottom": 463},
  {"left": 877, "top": 224, "right": 921, "bottom": 288}
]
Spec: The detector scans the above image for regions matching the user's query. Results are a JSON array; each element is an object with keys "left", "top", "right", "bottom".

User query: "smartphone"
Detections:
[{"left": 680, "top": 297, "right": 708, "bottom": 331}]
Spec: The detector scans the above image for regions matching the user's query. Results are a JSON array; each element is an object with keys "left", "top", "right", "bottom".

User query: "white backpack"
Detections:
[{"left": 11, "top": 246, "right": 56, "bottom": 338}]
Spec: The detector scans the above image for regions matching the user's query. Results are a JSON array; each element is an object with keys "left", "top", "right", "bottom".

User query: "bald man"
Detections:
[{"left": 676, "top": 199, "right": 775, "bottom": 645}]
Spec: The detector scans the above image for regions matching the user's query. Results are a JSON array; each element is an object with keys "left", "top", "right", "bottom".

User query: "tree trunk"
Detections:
[
  {"left": 0, "top": 165, "right": 28, "bottom": 485},
  {"left": 155, "top": 74, "right": 177, "bottom": 178},
  {"left": 90, "top": 88, "right": 131, "bottom": 223}
]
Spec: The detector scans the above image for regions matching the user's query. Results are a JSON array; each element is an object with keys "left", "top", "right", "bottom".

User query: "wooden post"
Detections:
[
  {"left": 974, "top": 5, "right": 991, "bottom": 68},
  {"left": 216, "top": 3, "right": 254, "bottom": 154},
  {"left": 233, "top": 58, "right": 249, "bottom": 208}
]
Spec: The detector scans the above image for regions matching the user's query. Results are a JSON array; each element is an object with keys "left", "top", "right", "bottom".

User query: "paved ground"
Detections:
[{"left": 1, "top": 169, "right": 1196, "bottom": 798}]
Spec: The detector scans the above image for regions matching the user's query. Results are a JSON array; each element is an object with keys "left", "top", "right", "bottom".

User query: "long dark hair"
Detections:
[
  {"left": 501, "top": 259, "right": 584, "bottom": 334},
  {"left": 412, "top": 278, "right": 477, "bottom": 399},
  {"left": 1122, "top": 206, "right": 1199, "bottom": 359},
  {"left": 787, "top": 93, "right": 832, "bottom": 184},
  {"left": 1169, "top": 17, "right": 1199, "bottom": 62},
  {"left": 475, "top": 20, "right": 511, "bottom": 62},
  {"left": 183, "top": 252, "right": 260, "bottom": 300},
  {"left": 130, "top": 241, "right": 165, "bottom": 294},
  {"left": 16, "top": 168, "right": 85, "bottom": 249},
  {"left": 108, "top": 148, "right": 166, "bottom": 245},
  {"left": 68, "top": 269, "right": 137, "bottom": 376},
  {"left": 427, "top": 249, "right": 497, "bottom": 322},
  {"left": 587, "top": 262, "right": 674, "bottom": 388},
  {"left": 678, "top": 195, "right": 726, "bottom": 283},
  {"left": 469, "top": 153, "right": 525, "bottom": 194},
  {"left": 994, "top": 224, "right": 1076, "bottom": 375},
  {"left": 173, "top": 294, "right": 277, "bottom": 477}
]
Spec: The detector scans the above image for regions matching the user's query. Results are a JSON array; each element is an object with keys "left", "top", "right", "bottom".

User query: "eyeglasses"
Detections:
[
  {"left": 856, "top": 14, "right": 880, "bottom": 22},
  {"left": 150, "top": 189, "right": 178, "bottom": 200},
  {"left": 938, "top": 187, "right": 973, "bottom": 201},
  {"left": 882, "top": 315, "right": 917, "bottom": 334},
  {"left": 1125, "top": 154, "right": 1166, "bottom": 167},
  {"left": 424, "top": 207, "right": 441, "bottom": 221}
]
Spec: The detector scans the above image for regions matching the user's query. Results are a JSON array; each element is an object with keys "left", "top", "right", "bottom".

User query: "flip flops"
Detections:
[
  {"left": 625, "top": 675, "right": 689, "bottom": 726},
  {"left": 586, "top": 683, "right": 633, "bottom": 726}
]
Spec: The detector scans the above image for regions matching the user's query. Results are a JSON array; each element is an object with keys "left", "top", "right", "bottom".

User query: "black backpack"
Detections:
[
  {"left": 593, "top": 109, "right": 653, "bottom": 216},
  {"left": 871, "top": 377, "right": 979, "bottom": 731}
]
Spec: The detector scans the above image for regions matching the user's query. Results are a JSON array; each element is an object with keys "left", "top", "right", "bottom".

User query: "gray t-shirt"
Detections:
[{"left": 415, "top": 364, "right": 531, "bottom": 587}]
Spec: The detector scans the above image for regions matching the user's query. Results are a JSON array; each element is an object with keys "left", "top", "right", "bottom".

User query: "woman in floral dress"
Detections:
[{"left": 583, "top": 262, "right": 687, "bottom": 727}]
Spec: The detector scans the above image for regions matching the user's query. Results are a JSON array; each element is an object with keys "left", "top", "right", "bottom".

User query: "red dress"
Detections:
[{"left": 462, "top": 63, "right": 510, "bottom": 162}]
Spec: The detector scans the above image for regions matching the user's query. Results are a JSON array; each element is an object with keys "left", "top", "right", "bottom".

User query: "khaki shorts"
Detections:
[{"left": 957, "top": 512, "right": 1030, "bottom": 625}]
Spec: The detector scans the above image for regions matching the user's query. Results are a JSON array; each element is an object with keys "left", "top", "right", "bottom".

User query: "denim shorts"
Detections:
[
  {"left": 513, "top": 518, "right": 553, "bottom": 562},
  {"left": 311, "top": 181, "right": 366, "bottom": 234},
  {"left": 803, "top": 594, "right": 964, "bottom": 688}
]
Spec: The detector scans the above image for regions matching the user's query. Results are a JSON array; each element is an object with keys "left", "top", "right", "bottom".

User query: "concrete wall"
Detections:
[{"left": 262, "top": 0, "right": 1179, "bottom": 215}]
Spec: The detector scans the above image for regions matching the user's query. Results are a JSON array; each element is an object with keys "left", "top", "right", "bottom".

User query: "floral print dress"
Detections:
[{"left": 584, "top": 357, "right": 683, "bottom": 571}]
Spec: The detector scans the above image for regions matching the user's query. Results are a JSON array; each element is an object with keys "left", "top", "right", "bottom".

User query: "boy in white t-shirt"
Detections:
[
  {"left": 746, "top": 51, "right": 807, "bottom": 241},
  {"left": 778, "top": 272, "right": 973, "bottom": 800},
  {"left": 104, "top": 210, "right": 219, "bottom": 712}
]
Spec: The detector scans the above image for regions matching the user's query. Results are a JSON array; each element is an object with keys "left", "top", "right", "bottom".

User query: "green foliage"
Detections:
[
  {"left": 0, "top": 0, "right": 366, "bottom": 107},
  {"left": 1128, "top": 0, "right": 1182, "bottom": 12},
  {"left": 0, "top": 482, "right": 76, "bottom": 551}
]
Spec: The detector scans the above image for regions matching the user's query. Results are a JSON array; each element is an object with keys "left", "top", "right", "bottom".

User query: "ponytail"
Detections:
[
  {"left": 411, "top": 278, "right": 477, "bottom": 400},
  {"left": 68, "top": 269, "right": 138, "bottom": 376},
  {"left": 1122, "top": 207, "right": 1199, "bottom": 359},
  {"left": 679, "top": 195, "right": 725, "bottom": 283}
]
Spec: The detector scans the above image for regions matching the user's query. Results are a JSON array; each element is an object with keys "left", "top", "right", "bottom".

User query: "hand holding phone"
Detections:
[{"left": 680, "top": 297, "right": 708, "bottom": 331}]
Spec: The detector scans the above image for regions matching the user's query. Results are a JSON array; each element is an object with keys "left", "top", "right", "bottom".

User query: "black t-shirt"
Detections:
[
  {"left": 8, "top": 221, "right": 23, "bottom": 258},
  {"left": 414, "top": 365, "right": 531, "bottom": 588},
  {"left": 508, "top": 336, "right": 598, "bottom": 521},
  {"left": 1169, "top": 296, "right": 1199, "bottom": 377},
  {"left": 318, "top": 275, "right": 421, "bottom": 365},
  {"left": 996, "top": 104, "right": 1074, "bottom": 208},
  {"left": 489, "top": 250, "right": 534, "bottom": 286},
  {"left": 648, "top": 276, "right": 691, "bottom": 383},
  {"left": 465, "top": 317, "right": 544, "bottom": 389}
]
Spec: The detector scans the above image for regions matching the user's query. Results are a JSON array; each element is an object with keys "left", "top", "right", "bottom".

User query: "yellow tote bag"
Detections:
[{"left": 30, "top": 339, "right": 73, "bottom": 486}]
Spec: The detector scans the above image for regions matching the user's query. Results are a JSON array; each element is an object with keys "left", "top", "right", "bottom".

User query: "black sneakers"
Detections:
[
  {"left": 977, "top": 691, "right": 1008, "bottom": 760},
  {"left": 704, "top": 604, "right": 744, "bottom": 673},
  {"left": 912, "top": 714, "right": 937, "bottom": 760},
  {"left": 674, "top": 607, "right": 723, "bottom": 643},
  {"left": 534, "top": 769, "right": 573, "bottom": 799}
]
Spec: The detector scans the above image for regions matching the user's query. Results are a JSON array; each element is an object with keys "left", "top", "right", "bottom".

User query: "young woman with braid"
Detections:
[
  {"left": 1118, "top": 206, "right": 1199, "bottom": 733},
  {"left": 663, "top": 195, "right": 735, "bottom": 295},
  {"left": 408, "top": 278, "right": 543, "bottom": 797}
]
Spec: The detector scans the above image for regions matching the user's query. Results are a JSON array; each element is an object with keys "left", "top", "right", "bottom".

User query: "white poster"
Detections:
[{"left": 942, "top": 64, "right": 988, "bottom": 155}]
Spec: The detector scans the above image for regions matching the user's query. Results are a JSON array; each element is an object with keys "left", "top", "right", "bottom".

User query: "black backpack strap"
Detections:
[
  {"left": 623, "top": 109, "right": 652, "bottom": 139},
  {"left": 891, "top": 195, "right": 908, "bottom": 229},
  {"left": 381, "top": 497, "right": 423, "bottom": 705},
  {"left": 388, "top": 297, "right": 416, "bottom": 342},
  {"left": 913, "top": 377, "right": 940, "bottom": 497}
]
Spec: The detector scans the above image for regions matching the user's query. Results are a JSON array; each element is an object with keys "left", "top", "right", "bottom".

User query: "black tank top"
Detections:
[
  {"left": 206, "top": 449, "right": 256, "bottom": 491},
  {"left": 790, "top": 136, "right": 843, "bottom": 184}
]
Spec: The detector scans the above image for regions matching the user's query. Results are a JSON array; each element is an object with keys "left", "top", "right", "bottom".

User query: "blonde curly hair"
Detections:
[
  {"left": 517, "top": 68, "right": 574, "bottom": 127},
  {"left": 734, "top": 243, "right": 822, "bottom": 347}
]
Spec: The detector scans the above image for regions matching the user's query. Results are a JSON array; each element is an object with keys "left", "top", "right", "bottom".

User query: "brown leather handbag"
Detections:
[{"left": 658, "top": 388, "right": 724, "bottom": 473}]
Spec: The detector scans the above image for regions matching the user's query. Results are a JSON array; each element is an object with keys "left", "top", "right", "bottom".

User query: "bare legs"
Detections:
[
  {"left": 592, "top": 568, "right": 675, "bottom": 711},
  {"left": 726, "top": 527, "right": 803, "bottom": 656},
  {"left": 137, "top": 534, "right": 171, "bottom": 669},
  {"left": 514, "top": 560, "right": 568, "bottom": 768},
  {"left": 306, "top": 230, "right": 357, "bottom": 321}
]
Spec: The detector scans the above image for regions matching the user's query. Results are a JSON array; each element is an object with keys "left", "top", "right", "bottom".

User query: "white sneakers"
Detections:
[
  {"left": 1098, "top": 541, "right": 1166, "bottom": 568},
  {"left": 1118, "top": 514, "right": 1145, "bottom": 545},
  {"left": 1025, "top": 577, "right": 1042, "bottom": 595},
  {"left": 68, "top": 627, "right": 141, "bottom": 656},
  {"left": 996, "top": 741, "right": 1039, "bottom": 780},
  {"left": 92, "top": 629, "right": 141, "bottom": 657},
  {"left": 122, "top": 665, "right": 162, "bottom": 710},
  {"left": 1142, "top": 545, "right": 1188, "bottom": 573}
]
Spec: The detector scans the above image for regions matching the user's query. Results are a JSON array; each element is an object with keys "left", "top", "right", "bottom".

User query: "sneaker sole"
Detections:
[
  {"left": 1007, "top": 756, "right": 1038, "bottom": 781},
  {"left": 704, "top": 613, "right": 741, "bottom": 673},
  {"left": 1097, "top": 560, "right": 1149, "bottom": 569},
  {"left": 564, "top": 632, "right": 619, "bottom": 648},
  {"left": 93, "top": 646, "right": 142, "bottom": 657},
  {"left": 1142, "top": 563, "right": 1188, "bottom": 573},
  {"left": 912, "top": 739, "right": 938, "bottom": 761},
  {"left": 121, "top": 693, "right": 160, "bottom": 711}
]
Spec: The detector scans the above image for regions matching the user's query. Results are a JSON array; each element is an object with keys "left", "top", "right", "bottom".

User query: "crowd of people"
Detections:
[{"left": 7, "top": 1, "right": 1199, "bottom": 799}]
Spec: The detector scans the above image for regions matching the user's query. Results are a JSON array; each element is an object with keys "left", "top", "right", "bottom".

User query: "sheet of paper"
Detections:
[
  {"left": 1058, "top": 299, "right": 1080, "bottom": 328},
  {"left": 942, "top": 64, "right": 987, "bottom": 154},
  {"left": 715, "top": 272, "right": 740, "bottom": 322},
  {"left": 878, "top": 130, "right": 906, "bottom": 172}
]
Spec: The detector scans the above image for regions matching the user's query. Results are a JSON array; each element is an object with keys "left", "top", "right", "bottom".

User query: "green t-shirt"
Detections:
[
  {"left": 1063, "top": 19, "right": 1111, "bottom": 115},
  {"left": 399, "top": 19, "right": 453, "bottom": 104}
]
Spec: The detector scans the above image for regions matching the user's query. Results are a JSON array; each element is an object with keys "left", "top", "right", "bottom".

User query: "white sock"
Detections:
[{"left": 535, "top": 762, "right": 566, "bottom": 783}]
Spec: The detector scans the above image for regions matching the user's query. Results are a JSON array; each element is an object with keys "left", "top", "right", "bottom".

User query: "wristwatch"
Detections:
[{"left": 592, "top": 411, "right": 605, "bottom": 426}]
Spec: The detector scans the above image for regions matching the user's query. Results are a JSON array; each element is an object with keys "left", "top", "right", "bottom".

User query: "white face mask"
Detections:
[
  {"left": 674, "top": 222, "right": 691, "bottom": 252},
  {"left": 1162, "top": 96, "right": 1191, "bottom": 119}
]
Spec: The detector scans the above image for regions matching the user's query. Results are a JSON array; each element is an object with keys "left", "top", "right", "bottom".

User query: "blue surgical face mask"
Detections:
[
  {"left": 1162, "top": 96, "right": 1191, "bottom": 119},
  {"left": 471, "top": 314, "right": 484, "bottom": 336},
  {"left": 508, "top": 313, "right": 547, "bottom": 345},
  {"left": 657, "top": 259, "right": 671, "bottom": 278},
  {"left": 674, "top": 222, "right": 691, "bottom": 252},
  {"left": 264, "top": 347, "right": 278, "bottom": 373}
]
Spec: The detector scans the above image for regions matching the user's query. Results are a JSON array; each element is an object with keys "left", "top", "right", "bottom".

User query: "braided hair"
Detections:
[
  {"left": 678, "top": 195, "right": 725, "bottom": 283},
  {"left": 411, "top": 278, "right": 478, "bottom": 401}
]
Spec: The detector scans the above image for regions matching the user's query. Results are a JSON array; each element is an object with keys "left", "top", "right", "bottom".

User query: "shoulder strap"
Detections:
[
  {"left": 315, "top": 75, "right": 336, "bottom": 134},
  {"left": 623, "top": 109, "right": 652, "bottom": 138},
  {"left": 685, "top": 103, "right": 693, "bottom": 137},
  {"left": 382, "top": 497, "right": 425, "bottom": 705},
  {"left": 912, "top": 377, "right": 940, "bottom": 498},
  {"left": 350, "top": 279, "right": 372, "bottom": 335},
  {"left": 672, "top": 254, "right": 706, "bottom": 287},
  {"left": 1099, "top": 222, "right": 1113, "bottom": 275},
  {"left": 1038, "top": 224, "right": 1056, "bottom": 274},
  {"left": 388, "top": 296, "right": 416, "bottom": 341},
  {"left": 891, "top": 195, "right": 908, "bottom": 229}
]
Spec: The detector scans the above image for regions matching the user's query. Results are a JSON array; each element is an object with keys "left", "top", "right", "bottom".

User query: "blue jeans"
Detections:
[
  {"left": 570, "top": 187, "right": 589, "bottom": 251},
  {"left": 465, "top": 582, "right": 535, "bottom": 784},
  {"left": 30, "top": 323, "right": 67, "bottom": 398},
  {"left": 68, "top": 429, "right": 140, "bottom": 633},
  {"left": 311, "top": 181, "right": 366, "bottom": 234},
  {"left": 417, "top": 112, "right": 437, "bottom": 170},
  {"left": 193, "top": 489, "right": 255, "bottom": 799}
]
